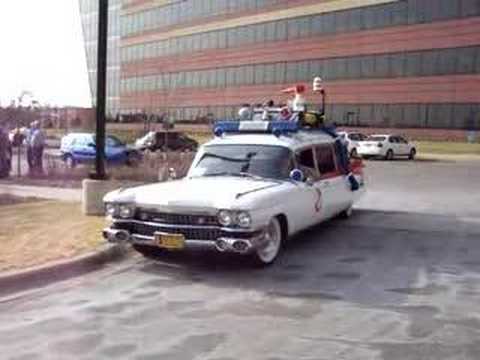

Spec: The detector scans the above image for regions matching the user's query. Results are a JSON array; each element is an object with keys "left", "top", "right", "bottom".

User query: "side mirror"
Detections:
[{"left": 289, "top": 169, "right": 304, "bottom": 182}]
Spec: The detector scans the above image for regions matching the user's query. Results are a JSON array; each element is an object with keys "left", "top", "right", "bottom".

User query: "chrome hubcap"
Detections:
[{"left": 256, "top": 219, "right": 281, "bottom": 263}]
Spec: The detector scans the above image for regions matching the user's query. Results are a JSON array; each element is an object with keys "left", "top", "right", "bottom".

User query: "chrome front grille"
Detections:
[{"left": 135, "top": 209, "right": 219, "bottom": 226}]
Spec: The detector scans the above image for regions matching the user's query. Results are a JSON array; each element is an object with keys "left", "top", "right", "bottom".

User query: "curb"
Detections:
[
  {"left": 417, "top": 153, "right": 480, "bottom": 162},
  {"left": 0, "top": 243, "right": 130, "bottom": 296}
]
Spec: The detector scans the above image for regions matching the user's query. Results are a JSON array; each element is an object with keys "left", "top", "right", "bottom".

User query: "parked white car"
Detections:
[
  {"left": 337, "top": 131, "right": 368, "bottom": 158},
  {"left": 357, "top": 134, "right": 416, "bottom": 160},
  {"left": 103, "top": 121, "right": 365, "bottom": 266}
]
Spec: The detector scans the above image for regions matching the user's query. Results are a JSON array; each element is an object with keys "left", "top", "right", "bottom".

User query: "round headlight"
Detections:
[
  {"left": 119, "top": 204, "right": 135, "bottom": 219},
  {"left": 218, "top": 210, "right": 233, "bottom": 226},
  {"left": 237, "top": 211, "right": 252, "bottom": 228},
  {"left": 105, "top": 203, "right": 117, "bottom": 217}
]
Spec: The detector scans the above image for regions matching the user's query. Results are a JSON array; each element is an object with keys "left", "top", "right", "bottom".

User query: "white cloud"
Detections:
[{"left": 0, "top": 0, "right": 91, "bottom": 107}]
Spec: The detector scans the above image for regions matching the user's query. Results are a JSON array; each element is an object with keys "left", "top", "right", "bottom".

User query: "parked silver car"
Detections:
[{"left": 337, "top": 131, "right": 368, "bottom": 158}]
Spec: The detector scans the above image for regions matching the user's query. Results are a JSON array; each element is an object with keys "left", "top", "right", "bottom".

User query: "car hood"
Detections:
[{"left": 104, "top": 176, "right": 283, "bottom": 211}]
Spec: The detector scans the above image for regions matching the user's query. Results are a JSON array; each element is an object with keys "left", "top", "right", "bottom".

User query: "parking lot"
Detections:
[{"left": 1, "top": 159, "right": 480, "bottom": 359}]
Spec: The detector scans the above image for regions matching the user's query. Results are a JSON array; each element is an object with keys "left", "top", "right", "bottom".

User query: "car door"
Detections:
[
  {"left": 105, "top": 136, "right": 127, "bottom": 163},
  {"left": 397, "top": 136, "right": 410, "bottom": 155},
  {"left": 387, "top": 136, "right": 399, "bottom": 156},
  {"left": 293, "top": 147, "right": 326, "bottom": 228},
  {"left": 314, "top": 144, "right": 351, "bottom": 218},
  {"left": 72, "top": 135, "right": 95, "bottom": 162}
]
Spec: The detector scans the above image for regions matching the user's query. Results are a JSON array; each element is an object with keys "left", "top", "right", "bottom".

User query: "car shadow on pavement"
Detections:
[{"left": 136, "top": 209, "right": 480, "bottom": 308}]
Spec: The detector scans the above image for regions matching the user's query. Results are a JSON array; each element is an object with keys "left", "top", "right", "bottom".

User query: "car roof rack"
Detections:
[{"left": 213, "top": 120, "right": 300, "bottom": 137}]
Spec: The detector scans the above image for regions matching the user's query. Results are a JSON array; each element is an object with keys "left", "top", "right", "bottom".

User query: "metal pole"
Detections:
[
  {"left": 92, "top": 0, "right": 108, "bottom": 180},
  {"left": 165, "top": 119, "right": 169, "bottom": 179},
  {"left": 321, "top": 89, "right": 326, "bottom": 117}
]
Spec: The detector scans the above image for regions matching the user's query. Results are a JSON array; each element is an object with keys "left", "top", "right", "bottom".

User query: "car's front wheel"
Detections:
[
  {"left": 339, "top": 206, "right": 353, "bottom": 219},
  {"left": 385, "top": 149, "right": 394, "bottom": 160},
  {"left": 409, "top": 148, "right": 416, "bottom": 160},
  {"left": 252, "top": 217, "right": 283, "bottom": 266}
]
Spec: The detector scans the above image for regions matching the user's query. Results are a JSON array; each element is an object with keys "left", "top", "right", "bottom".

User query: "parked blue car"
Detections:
[{"left": 60, "top": 133, "right": 141, "bottom": 168}]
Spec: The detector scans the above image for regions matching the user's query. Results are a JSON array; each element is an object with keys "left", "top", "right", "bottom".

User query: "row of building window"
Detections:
[
  {"left": 118, "top": 103, "right": 480, "bottom": 129},
  {"left": 79, "top": 0, "right": 122, "bottom": 114},
  {"left": 120, "top": 0, "right": 480, "bottom": 59},
  {"left": 121, "top": 46, "right": 480, "bottom": 93},
  {"left": 121, "top": 0, "right": 286, "bottom": 37},
  {"left": 88, "top": 68, "right": 121, "bottom": 98}
]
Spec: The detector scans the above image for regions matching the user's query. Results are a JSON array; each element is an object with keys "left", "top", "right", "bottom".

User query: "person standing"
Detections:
[
  {"left": 31, "top": 121, "right": 45, "bottom": 175},
  {"left": 0, "top": 126, "right": 11, "bottom": 178},
  {"left": 25, "top": 123, "right": 35, "bottom": 174}
]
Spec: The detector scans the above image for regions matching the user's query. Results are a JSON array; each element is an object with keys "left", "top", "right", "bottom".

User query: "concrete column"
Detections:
[{"left": 82, "top": 179, "right": 122, "bottom": 216}]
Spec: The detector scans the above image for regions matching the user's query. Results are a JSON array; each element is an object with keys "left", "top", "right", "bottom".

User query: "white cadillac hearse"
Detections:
[{"left": 103, "top": 120, "right": 365, "bottom": 265}]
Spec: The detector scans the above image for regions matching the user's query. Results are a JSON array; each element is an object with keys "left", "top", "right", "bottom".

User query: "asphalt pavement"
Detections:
[{"left": 1, "top": 159, "right": 480, "bottom": 360}]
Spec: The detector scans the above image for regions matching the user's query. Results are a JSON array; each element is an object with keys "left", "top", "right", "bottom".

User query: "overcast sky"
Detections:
[{"left": 0, "top": 0, "right": 91, "bottom": 108}]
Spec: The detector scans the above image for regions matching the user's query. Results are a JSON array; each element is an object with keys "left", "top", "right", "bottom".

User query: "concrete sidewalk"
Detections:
[{"left": 0, "top": 184, "right": 81, "bottom": 202}]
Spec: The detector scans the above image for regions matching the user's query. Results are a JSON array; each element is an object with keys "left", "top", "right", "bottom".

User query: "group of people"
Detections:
[{"left": 0, "top": 121, "right": 45, "bottom": 178}]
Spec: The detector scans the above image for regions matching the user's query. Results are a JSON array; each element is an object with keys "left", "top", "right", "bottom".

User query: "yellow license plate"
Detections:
[{"left": 155, "top": 233, "right": 185, "bottom": 249}]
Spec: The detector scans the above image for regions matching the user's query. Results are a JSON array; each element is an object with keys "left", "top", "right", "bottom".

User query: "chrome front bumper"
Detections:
[{"left": 103, "top": 226, "right": 265, "bottom": 254}]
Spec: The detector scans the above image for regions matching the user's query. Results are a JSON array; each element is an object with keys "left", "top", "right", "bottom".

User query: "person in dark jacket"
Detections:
[
  {"left": 0, "top": 126, "right": 11, "bottom": 178},
  {"left": 30, "top": 121, "right": 45, "bottom": 175}
]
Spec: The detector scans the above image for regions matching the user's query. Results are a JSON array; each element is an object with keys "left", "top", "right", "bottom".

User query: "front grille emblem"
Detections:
[
  {"left": 197, "top": 217, "right": 206, "bottom": 225},
  {"left": 139, "top": 212, "right": 149, "bottom": 221}
]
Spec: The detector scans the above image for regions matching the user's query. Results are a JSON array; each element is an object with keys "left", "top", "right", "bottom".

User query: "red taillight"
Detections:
[
  {"left": 377, "top": 142, "right": 383, "bottom": 148},
  {"left": 351, "top": 158, "right": 364, "bottom": 177}
]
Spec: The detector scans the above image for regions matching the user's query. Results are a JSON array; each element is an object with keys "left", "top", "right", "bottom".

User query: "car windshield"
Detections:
[
  {"left": 367, "top": 136, "right": 387, "bottom": 141},
  {"left": 192, "top": 145, "right": 292, "bottom": 180}
]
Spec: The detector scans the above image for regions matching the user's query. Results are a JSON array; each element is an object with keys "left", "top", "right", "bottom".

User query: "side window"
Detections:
[
  {"left": 295, "top": 148, "right": 317, "bottom": 179},
  {"left": 315, "top": 145, "right": 336, "bottom": 176},
  {"left": 398, "top": 136, "right": 408, "bottom": 144},
  {"left": 389, "top": 136, "right": 397, "bottom": 143},
  {"left": 77, "top": 136, "right": 88, "bottom": 146}
]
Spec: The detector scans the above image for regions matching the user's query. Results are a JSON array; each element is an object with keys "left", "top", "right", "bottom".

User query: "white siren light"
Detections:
[{"left": 313, "top": 77, "right": 323, "bottom": 92}]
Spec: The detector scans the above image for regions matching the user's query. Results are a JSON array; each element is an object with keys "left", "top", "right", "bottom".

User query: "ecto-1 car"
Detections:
[{"left": 103, "top": 121, "right": 365, "bottom": 266}]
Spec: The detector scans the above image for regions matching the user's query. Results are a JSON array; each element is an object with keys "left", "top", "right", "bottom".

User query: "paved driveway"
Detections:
[{"left": 0, "top": 159, "right": 479, "bottom": 360}]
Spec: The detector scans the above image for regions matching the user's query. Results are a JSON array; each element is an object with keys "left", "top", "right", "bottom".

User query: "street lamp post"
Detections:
[{"left": 91, "top": 0, "right": 108, "bottom": 180}]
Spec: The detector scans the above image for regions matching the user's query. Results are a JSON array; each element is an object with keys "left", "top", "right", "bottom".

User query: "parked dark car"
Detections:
[{"left": 134, "top": 131, "right": 198, "bottom": 152}]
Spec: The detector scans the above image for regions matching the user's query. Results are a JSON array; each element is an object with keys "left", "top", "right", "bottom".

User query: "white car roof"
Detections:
[
  {"left": 205, "top": 130, "right": 336, "bottom": 151},
  {"left": 64, "top": 133, "right": 92, "bottom": 138}
]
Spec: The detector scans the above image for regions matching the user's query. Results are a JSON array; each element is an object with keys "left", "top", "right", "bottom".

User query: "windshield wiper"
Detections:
[
  {"left": 203, "top": 171, "right": 263, "bottom": 180},
  {"left": 201, "top": 153, "right": 249, "bottom": 163}
]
